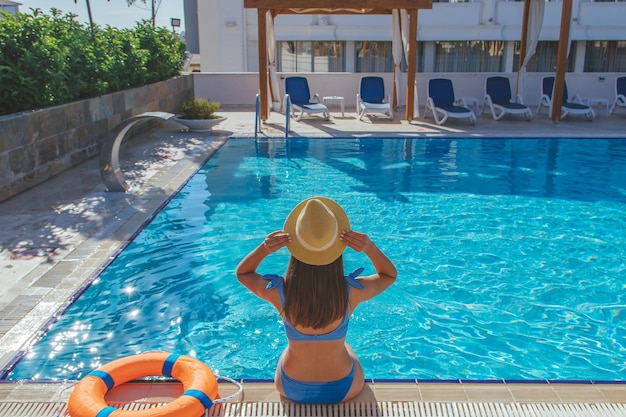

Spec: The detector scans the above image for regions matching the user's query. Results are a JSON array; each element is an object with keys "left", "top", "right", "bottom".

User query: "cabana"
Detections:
[
  {"left": 245, "top": 0, "right": 574, "bottom": 123},
  {"left": 243, "top": 0, "right": 433, "bottom": 121}
]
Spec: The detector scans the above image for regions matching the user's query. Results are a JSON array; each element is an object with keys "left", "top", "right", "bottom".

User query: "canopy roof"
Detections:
[{"left": 244, "top": 0, "right": 432, "bottom": 13}]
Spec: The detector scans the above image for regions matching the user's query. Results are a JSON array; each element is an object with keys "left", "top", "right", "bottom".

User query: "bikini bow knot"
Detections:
[
  {"left": 263, "top": 274, "right": 284, "bottom": 290},
  {"left": 345, "top": 267, "right": 365, "bottom": 289}
]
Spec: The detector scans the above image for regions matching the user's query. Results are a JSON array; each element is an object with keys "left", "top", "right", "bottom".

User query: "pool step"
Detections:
[{"left": 0, "top": 401, "right": 625, "bottom": 417}]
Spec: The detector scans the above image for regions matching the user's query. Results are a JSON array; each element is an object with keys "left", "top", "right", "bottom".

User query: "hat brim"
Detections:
[{"left": 283, "top": 197, "right": 350, "bottom": 265}]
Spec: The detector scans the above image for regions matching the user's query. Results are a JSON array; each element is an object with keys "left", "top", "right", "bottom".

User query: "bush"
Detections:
[
  {"left": 0, "top": 8, "right": 187, "bottom": 116},
  {"left": 178, "top": 98, "right": 221, "bottom": 120}
]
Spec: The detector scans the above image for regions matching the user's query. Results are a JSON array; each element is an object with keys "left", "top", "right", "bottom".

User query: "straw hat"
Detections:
[{"left": 283, "top": 197, "right": 350, "bottom": 265}]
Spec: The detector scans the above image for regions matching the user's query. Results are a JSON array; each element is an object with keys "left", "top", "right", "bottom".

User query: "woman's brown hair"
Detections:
[{"left": 282, "top": 255, "right": 348, "bottom": 329}]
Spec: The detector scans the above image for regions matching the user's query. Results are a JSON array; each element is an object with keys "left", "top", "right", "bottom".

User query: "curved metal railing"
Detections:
[{"left": 100, "top": 112, "right": 174, "bottom": 192}]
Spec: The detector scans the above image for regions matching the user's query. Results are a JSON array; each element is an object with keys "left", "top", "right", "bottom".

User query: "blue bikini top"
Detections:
[{"left": 263, "top": 268, "right": 365, "bottom": 342}]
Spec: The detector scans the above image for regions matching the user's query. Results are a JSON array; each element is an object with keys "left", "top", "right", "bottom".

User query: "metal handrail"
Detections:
[
  {"left": 256, "top": 93, "right": 290, "bottom": 139},
  {"left": 254, "top": 93, "right": 261, "bottom": 139},
  {"left": 284, "top": 94, "right": 290, "bottom": 139}
]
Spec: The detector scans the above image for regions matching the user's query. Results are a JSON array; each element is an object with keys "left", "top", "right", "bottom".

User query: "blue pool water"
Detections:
[{"left": 5, "top": 138, "right": 626, "bottom": 382}]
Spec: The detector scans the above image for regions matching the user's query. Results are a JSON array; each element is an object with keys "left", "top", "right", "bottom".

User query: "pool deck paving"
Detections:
[{"left": 1, "top": 107, "right": 625, "bottom": 413}]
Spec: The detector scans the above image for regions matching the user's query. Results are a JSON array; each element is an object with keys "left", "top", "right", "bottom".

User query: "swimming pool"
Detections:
[{"left": 4, "top": 138, "right": 626, "bottom": 382}]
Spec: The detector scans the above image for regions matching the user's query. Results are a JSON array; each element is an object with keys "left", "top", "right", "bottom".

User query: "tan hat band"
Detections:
[{"left": 295, "top": 221, "right": 338, "bottom": 252}]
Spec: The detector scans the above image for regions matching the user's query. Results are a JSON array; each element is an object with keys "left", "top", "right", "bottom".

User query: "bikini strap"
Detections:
[
  {"left": 263, "top": 269, "right": 363, "bottom": 302},
  {"left": 264, "top": 271, "right": 364, "bottom": 289}
]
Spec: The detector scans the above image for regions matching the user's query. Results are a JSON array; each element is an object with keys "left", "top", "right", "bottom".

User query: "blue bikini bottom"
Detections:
[{"left": 279, "top": 360, "right": 355, "bottom": 404}]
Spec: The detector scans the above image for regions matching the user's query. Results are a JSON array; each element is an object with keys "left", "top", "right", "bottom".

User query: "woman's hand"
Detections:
[
  {"left": 340, "top": 230, "right": 397, "bottom": 304},
  {"left": 237, "top": 231, "right": 291, "bottom": 294},
  {"left": 263, "top": 230, "right": 292, "bottom": 253},
  {"left": 339, "top": 230, "right": 372, "bottom": 252}
]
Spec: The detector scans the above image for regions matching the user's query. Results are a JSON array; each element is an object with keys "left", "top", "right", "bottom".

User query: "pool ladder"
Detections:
[{"left": 254, "top": 93, "right": 290, "bottom": 139}]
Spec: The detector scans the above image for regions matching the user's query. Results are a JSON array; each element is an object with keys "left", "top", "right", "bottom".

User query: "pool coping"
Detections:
[{"left": 1, "top": 379, "right": 626, "bottom": 404}]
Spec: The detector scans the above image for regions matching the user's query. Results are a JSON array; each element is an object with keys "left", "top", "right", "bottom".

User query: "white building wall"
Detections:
[
  {"left": 198, "top": 0, "right": 246, "bottom": 72},
  {"left": 192, "top": 72, "right": 623, "bottom": 109},
  {"left": 581, "top": 3, "right": 626, "bottom": 40}
]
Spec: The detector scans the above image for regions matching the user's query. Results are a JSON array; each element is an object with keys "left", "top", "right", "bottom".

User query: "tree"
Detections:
[
  {"left": 73, "top": 0, "right": 96, "bottom": 41},
  {"left": 126, "top": 0, "right": 162, "bottom": 27},
  {"left": 73, "top": 0, "right": 159, "bottom": 29}
]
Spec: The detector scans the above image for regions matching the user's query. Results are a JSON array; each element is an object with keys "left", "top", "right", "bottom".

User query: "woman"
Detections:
[{"left": 236, "top": 196, "right": 397, "bottom": 404}]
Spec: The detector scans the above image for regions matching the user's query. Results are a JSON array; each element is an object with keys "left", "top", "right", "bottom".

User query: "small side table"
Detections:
[
  {"left": 583, "top": 97, "right": 609, "bottom": 116},
  {"left": 323, "top": 96, "right": 345, "bottom": 117},
  {"left": 456, "top": 97, "right": 480, "bottom": 113}
]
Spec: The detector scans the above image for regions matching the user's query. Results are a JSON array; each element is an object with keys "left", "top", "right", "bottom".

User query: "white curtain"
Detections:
[
  {"left": 266, "top": 11, "right": 281, "bottom": 111},
  {"left": 400, "top": 9, "right": 418, "bottom": 118},
  {"left": 567, "top": 14, "right": 574, "bottom": 58},
  {"left": 517, "top": 0, "right": 545, "bottom": 100},
  {"left": 401, "top": 10, "right": 409, "bottom": 62},
  {"left": 390, "top": 9, "right": 421, "bottom": 118},
  {"left": 392, "top": 9, "right": 403, "bottom": 109}
]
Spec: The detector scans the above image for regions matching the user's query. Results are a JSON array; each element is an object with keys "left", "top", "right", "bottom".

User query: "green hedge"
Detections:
[{"left": 0, "top": 8, "right": 187, "bottom": 116}]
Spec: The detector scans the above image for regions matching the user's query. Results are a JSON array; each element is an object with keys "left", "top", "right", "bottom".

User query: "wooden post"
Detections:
[
  {"left": 258, "top": 9, "right": 269, "bottom": 120},
  {"left": 406, "top": 9, "right": 418, "bottom": 121},
  {"left": 551, "top": 0, "right": 572, "bottom": 123}
]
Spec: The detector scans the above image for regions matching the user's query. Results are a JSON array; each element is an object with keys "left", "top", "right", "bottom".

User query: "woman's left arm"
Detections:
[
  {"left": 340, "top": 230, "right": 397, "bottom": 303},
  {"left": 236, "top": 230, "right": 291, "bottom": 299}
]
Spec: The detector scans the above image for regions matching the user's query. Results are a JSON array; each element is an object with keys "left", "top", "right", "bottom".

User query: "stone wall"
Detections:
[{"left": 0, "top": 75, "right": 194, "bottom": 203}]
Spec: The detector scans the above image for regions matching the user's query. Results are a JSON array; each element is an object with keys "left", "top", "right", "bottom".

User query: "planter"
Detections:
[{"left": 172, "top": 116, "right": 227, "bottom": 132}]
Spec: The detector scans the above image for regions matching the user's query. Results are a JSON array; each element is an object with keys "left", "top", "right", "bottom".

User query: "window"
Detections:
[
  {"left": 355, "top": 41, "right": 424, "bottom": 73},
  {"left": 277, "top": 41, "right": 345, "bottom": 72},
  {"left": 584, "top": 41, "right": 626, "bottom": 72},
  {"left": 435, "top": 41, "right": 504, "bottom": 72},
  {"left": 513, "top": 41, "right": 576, "bottom": 72},
  {"left": 356, "top": 41, "right": 394, "bottom": 72}
]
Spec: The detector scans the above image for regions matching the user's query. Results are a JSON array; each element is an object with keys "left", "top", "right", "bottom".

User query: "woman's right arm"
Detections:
[
  {"left": 236, "top": 230, "right": 291, "bottom": 299},
  {"left": 340, "top": 230, "right": 397, "bottom": 303}
]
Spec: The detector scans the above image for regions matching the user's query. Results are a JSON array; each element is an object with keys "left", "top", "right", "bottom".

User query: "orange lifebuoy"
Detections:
[{"left": 68, "top": 352, "right": 218, "bottom": 417}]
